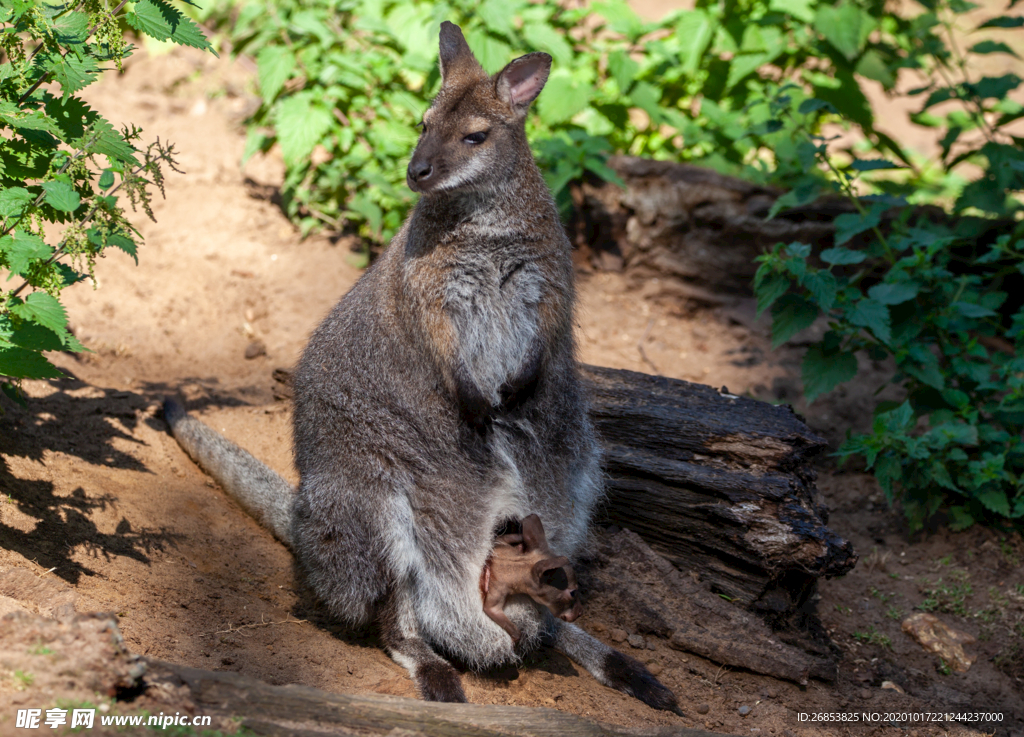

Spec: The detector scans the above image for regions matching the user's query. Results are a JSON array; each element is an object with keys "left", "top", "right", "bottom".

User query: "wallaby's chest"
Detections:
[{"left": 442, "top": 243, "right": 547, "bottom": 394}]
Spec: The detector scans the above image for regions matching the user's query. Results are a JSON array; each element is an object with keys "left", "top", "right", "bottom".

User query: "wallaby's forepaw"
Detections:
[
  {"left": 416, "top": 661, "right": 467, "bottom": 703},
  {"left": 602, "top": 649, "right": 680, "bottom": 713}
]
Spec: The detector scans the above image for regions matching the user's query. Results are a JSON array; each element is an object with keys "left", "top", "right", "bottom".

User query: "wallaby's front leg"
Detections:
[
  {"left": 379, "top": 581, "right": 466, "bottom": 702},
  {"left": 482, "top": 592, "right": 522, "bottom": 643},
  {"left": 544, "top": 617, "right": 681, "bottom": 714}
]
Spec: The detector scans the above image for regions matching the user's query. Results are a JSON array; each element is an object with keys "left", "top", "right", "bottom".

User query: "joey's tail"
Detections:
[{"left": 163, "top": 399, "right": 294, "bottom": 547}]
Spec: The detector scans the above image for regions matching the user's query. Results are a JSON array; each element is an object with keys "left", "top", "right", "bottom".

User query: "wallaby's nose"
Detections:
[{"left": 409, "top": 160, "right": 433, "bottom": 183}]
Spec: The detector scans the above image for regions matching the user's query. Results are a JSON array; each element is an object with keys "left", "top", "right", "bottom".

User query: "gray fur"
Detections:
[
  {"left": 163, "top": 399, "right": 293, "bottom": 546},
  {"left": 165, "top": 22, "right": 677, "bottom": 711}
]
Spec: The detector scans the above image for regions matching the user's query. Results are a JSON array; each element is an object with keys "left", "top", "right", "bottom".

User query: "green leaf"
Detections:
[
  {"left": 628, "top": 81, "right": 664, "bottom": 123},
  {"left": 868, "top": 282, "right": 919, "bottom": 305},
  {"left": 275, "top": 94, "right": 333, "bottom": 167},
  {"left": 804, "top": 271, "right": 838, "bottom": 313},
  {"left": 970, "top": 40, "right": 1019, "bottom": 58},
  {"left": 675, "top": 11, "right": 715, "bottom": 72},
  {"left": 10, "top": 292, "right": 68, "bottom": 334},
  {"left": 0, "top": 346, "right": 63, "bottom": 379},
  {"left": 478, "top": 0, "right": 518, "bottom": 38},
  {"left": 7, "top": 321, "right": 64, "bottom": 352},
  {"left": 98, "top": 169, "right": 114, "bottom": 189},
  {"left": 820, "top": 246, "right": 867, "bottom": 264},
  {"left": 52, "top": 11, "right": 89, "bottom": 45},
  {"left": 798, "top": 98, "right": 837, "bottom": 115},
  {"left": 802, "top": 345, "right": 858, "bottom": 402},
  {"left": 592, "top": 0, "right": 647, "bottom": 39},
  {"left": 769, "top": 0, "right": 815, "bottom": 23},
  {"left": 537, "top": 69, "right": 591, "bottom": 125},
  {"left": 855, "top": 50, "right": 895, "bottom": 87},
  {"left": 952, "top": 301, "right": 997, "bottom": 318},
  {"left": 0, "top": 101, "right": 61, "bottom": 136},
  {"left": 847, "top": 298, "right": 891, "bottom": 344},
  {"left": 755, "top": 271, "right": 790, "bottom": 316},
  {"left": 771, "top": 294, "right": 819, "bottom": 348},
  {"left": 126, "top": 0, "right": 215, "bottom": 53},
  {"left": 607, "top": 51, "right": 639, "bottom": 94},
  {"left": 947, "top": 506, "right": 974, "bottom": 531},
  {"left": 814, "top": 2, "right": 874, "bottom": 60},
  {"left": 833, "top": 208, "right": 882, "bottom": 246},
  {"left": 40, "top": 51, "right": 99, "bottom": 100},
  {"left": 41, "top": 179, "right": 80, "bottom": 212},
  {"left": 977, "top": 15, "right": 1024, "bottom": 28},
  {"left": 968, "top": 74, "right": 1022, "bottom": 100},
  {"left": 0, "top": 229, "right": 52, "bottom": 275},
  {"left": 0, "top": 187, "right": 32, "bottom": 219},
  {"left": 976, "top": 487, "right": 1011, "bottom": 516},
  {"left": 849, "top": 159, "right": 901, "bottom": 171},
  {"left": 257, "top": 46, "right": 296, "bottom": 105}
]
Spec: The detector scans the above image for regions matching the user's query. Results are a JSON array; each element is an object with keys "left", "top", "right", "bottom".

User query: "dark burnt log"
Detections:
[
  {"left": 572, "top": 156, "right": 1012, "bottom": 300},
  {"left": 580, "top": 528, "right": 836, "bottom": 684},
  {"left": 581, "top": 364, "right": 857, "bottom": 616}
]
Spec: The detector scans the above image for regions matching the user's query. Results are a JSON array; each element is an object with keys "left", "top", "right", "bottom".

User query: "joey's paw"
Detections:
[
  {"left": 603, "top": 650, "right": 679, "bottom": 713},
  {"left": 416, "top": 661, "right": 467, "bottom": 703}
]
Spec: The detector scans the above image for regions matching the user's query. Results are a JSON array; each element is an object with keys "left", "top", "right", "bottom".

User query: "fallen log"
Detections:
[
  {"left": 581, "top": 365, "right": 856, "bottom": 616},
  {"left": 149, "top": 660, "right": 726, "bottom": 737},
  {"left": 572, "top": 155, "right": 1012, "bottom": 300},
  {"left": 580, "top": 528, "right": 836, "bottom": 684},
  {"left": 269, "top": 365, "right": 855, "bottom": 616}
]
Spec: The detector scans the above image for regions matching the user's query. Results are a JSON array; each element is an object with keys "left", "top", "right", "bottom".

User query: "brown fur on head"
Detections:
[
  {"left": 481, "top": 514, "right": 582, "bottom": 643},
  {"left": 406, "top": 22, "right": 552, "bottom": 195}
]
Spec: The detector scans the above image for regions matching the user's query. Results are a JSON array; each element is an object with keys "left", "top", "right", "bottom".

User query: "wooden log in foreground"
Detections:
[
  {"left": 581, "top": 365, "right": 857, "bottom": 616},
  {"left": 149, "top": 660, "right": 727, "bottom": 737}
]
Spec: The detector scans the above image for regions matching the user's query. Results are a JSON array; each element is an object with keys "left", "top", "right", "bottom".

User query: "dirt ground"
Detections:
[{"left": 1, "top": 43, "right": 1022, "bottom": 737}]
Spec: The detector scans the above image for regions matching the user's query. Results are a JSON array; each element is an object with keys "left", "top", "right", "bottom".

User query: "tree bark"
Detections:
[
  {"left": 581, "top": 365, "right": 856, "bottom": 617},
  {"left": 149, "top": 660, "right": 725, "bottom": 737}
]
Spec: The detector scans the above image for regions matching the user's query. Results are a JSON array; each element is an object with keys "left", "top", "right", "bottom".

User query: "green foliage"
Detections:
[
  {"left": 0, "top": 0, "right": 214, "bottom": 392},
  {"left": 197, "top": 0, "right": 952, "bottom": 240},
  {"left": 752, "top": 0, "right": 1024, "bottom": 532}
]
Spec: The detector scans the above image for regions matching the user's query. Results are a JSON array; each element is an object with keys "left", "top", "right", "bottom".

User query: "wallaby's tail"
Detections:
[{"left": 163, "top": 399, "right": 294, "bottom": 547}]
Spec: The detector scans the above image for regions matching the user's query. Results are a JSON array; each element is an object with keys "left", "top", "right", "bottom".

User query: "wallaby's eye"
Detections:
[{"left": 463, "top": 131, "right": 488, "bottom": 145}]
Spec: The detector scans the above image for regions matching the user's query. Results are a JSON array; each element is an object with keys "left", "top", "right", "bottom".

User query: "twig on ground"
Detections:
[
  {"left": 203, "top": 613, "right": 309, "bottom": 637},
  {"left": 637, "top": 317, "right": 659, "bottom": 374}
]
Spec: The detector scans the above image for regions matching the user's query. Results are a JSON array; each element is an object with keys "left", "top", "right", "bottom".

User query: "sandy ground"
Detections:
[{"left": 0, "top": 44, "right": 1022, "bottom": 737}]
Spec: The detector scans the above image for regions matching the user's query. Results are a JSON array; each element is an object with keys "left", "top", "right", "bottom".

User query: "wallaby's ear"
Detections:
[
  {"left": 532, "top": 557, "right": 570, "bottom": 589},
  {"left": 439, "top": 21, "right": 485, "bottom": 86},
  {"left": 495, "top": 52, "right": 552, "bottom": 117},
  {"left": 520, "top": 514, "right": 546, "bottom": 553}
]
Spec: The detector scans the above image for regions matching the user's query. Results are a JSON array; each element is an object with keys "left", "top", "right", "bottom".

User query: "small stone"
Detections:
[
  {"left": 591, "top": 622, "right": 606, "bottom": 633},
  {"left": 245, "top": 340, "right": 267, "bottom": 359},
  {"left": 783, "top": 730, "right": 796, "bottom": 737},
  {"left": 738, "top": 705, "right": 751, "bottom": 716},
  {"left": 647, "top": 641, "right": 657, "bottom": 650},
  {"left": 766, "top": 688, "right": 778, "bottom": 699},
  {"left": 542, "top": 698, "right": 556, "bottom": 707},
  {"left": 881, "top": 680, "right": 905, "bottom": 694},
  {"left": 696, "top": 704, "right": 710, "bottom": 715},
  {"left": 859, "top": 688, "right": 871, "bottom": 699},
  {"left": 610, "top": 628, "right": 627, "bottom": 643},
  {"left": 627, "top": 634, "right": 645, "bottom": 649},
  {"left": 647, "top": 663, "right": 663, "bottom": 676}
]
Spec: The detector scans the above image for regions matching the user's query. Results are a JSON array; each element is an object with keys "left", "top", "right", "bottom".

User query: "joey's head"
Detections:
[
  {"left": 406, "top": 21, "right": 551, "bottom": 195},
  {"left": 520, "top": 514, "right": 583, "bottom": 623}
]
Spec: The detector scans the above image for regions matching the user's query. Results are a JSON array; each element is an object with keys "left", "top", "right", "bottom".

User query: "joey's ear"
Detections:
[
  {"left": 520, "top": 514, "right": 546, "bottom": 553},
  {"left": 439, "top": 21, "right": 485, "bottom": 86},
  {"left": 495, "top": 52, "right": 552, "bottom": 117},
  {"left": 532, "top": 557, "right": 570, "bottom": 589}
]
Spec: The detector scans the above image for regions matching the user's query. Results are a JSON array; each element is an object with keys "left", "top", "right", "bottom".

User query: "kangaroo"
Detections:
[
  {"left": 165, "top": 21, "right": 677, "bottom": 712},
  {"left": 481, "top": 514, "right": 582, "bottom": 643}
]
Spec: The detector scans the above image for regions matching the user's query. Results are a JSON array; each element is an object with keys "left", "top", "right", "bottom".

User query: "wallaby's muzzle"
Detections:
[{"left": 407, "top": 156, "right": 434, "bottom": 191}]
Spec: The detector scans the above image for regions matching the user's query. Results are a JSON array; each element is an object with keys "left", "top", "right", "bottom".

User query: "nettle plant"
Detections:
[
  {"left": 0, "top": 0, "right": 213, "bottom": 397},
  {"left": 752, "top": 0, "right": 1024, "bottom": 531},
  {"left": 196, "top": 0, "right": 949, "bottom": 243}
]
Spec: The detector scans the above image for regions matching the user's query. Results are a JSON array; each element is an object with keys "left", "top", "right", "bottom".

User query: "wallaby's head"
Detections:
[
  {"left": 520, "top": 514, "right": 583, "bottom": 623},
  {"left": 407, "top": 21, "right": 551, "bottom": 195}
]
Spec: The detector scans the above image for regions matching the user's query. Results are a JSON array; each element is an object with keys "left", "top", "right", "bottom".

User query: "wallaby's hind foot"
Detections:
[
  {"left": 379, "top": 584, "right": 467, "bottom": 703},
  {"left": 545, "top": 619, "right": 679, "bottom": 714}
]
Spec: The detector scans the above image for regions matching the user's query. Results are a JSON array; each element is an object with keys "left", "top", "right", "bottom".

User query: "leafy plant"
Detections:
[
  {"left": 0, "top": 0, "right": 214, "bottom": 394},
  {"left": 752, "top": 0, "right": 1024, "bottom": 532},
  {"left": 196, "top": 0, "right": 954, "bottom": 241}
]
